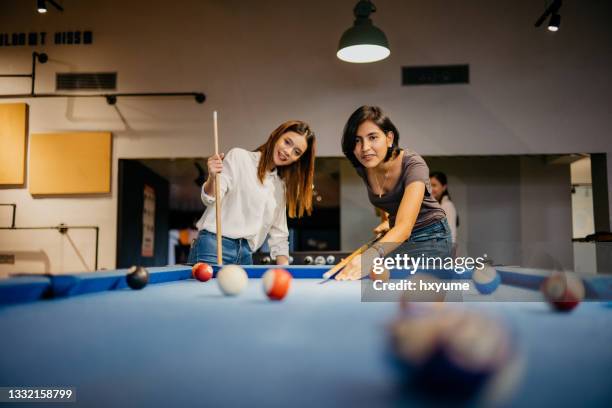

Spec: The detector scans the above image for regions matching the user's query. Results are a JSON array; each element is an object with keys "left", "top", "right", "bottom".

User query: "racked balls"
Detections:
[
  {"left": 216, "top": 265, "right": 248, "bottom": 296},
  {"left": 192, "top": 262, "right": 213, "bottom": 282},
  {"left": 389, "top": 307, "right": 515, "bottom": 400},
  {"left": 262, "top": 268, "right": 292, "bottom": 300},
  {"left": 472, "top": 265, "right": 501, "bottom": 295},
  {"left": 541, "top": 271, "right": 585, "bottom": 312},
  {"left": 126, "top": 265, "right": 149, "bottom": 290},
  {"left": 399, "top": 274, "right": 448, "bottom": 314}
]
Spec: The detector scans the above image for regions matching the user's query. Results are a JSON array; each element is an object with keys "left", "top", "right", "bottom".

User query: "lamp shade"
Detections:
[
  {"left": 37, "top": 0, "right": 47, "bottom": 13},
  {"left": 547, "top": 13, "right": 561, "bottom": 31},
  {"left": 337, "top": 1, "right": 390, "bottom": 63},
  {"left": 337, "top": 21, "right": 390, "bottom": 63}
]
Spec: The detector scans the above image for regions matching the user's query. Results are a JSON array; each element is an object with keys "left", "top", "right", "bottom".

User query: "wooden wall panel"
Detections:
[
  {"left": 29, "top": 132, "right": 112, "bottom": 195},
  {"left": 0, "top": 103, "right": 28, "bottom": 186}
]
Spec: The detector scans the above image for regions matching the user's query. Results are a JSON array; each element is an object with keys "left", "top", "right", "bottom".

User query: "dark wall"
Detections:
[
  {"left": 288, "top": 207, "right": 340, "bottom": 251},
  {"left": 116, "top": 160, "right": 169, "bottom": 268}
]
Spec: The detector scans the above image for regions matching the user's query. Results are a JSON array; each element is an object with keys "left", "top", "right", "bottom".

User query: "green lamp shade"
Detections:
[{"left": 337, "top": 22, "right": 390, "bottom": 63}]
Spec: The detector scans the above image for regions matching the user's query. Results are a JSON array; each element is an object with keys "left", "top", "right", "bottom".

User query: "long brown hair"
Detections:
[{"left": 256, "top": 120, "right": 316, "bottom": 218}]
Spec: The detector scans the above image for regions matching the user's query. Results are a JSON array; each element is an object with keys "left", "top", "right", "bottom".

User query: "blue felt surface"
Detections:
[
  {"left": 0, "top": 266, "right": 195, "bottom": 305},
  {"left": 585, "top": 276, "right": 612, "bottom": 300},
  {"left": 3, "top": 265, "right": 611, "bottom": 307},
  {"left": 497, "top": 267, "right": 612, "bottom": 300},
  {"left": 0, "top": 278, "right": 611, "bottom": 408},
  {"left": 211, "top": 264, "right": 332, "bottom": 278},
  {"left": 0, "top": 276, "right": 51, "bottom": 305}
]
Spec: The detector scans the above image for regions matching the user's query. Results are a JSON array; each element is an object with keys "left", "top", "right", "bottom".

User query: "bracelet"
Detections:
[{"left": 371, "top": 243, "right": 385, "bottom": 258}]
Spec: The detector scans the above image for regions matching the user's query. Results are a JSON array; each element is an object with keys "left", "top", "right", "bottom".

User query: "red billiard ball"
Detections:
[
  {"left": 541, "top": 271, "right": 585, "bottom": 312},
  {"left": 192, "top": 262, "right": 213, "bottom": 282},
  {"left": 262, "top": 268, "right": 292, "bottom": 300}
]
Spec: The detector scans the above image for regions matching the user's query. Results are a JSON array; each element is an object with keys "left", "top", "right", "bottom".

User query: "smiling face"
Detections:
[
  {"left": 430, "top": 176, "right": 446, "bottom": 201},
  {"left": 272, "top": 131, "right": 308, "bottom": 167},
  {"left": 353, "top": 120, "right": 394, "bottom": 168}
]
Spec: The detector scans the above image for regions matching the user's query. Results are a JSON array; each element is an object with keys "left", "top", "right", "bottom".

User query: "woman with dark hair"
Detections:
[
  {"left": 430, "top": 171, "right": 458, "bottom": 256},
  {"left": 332, "top": 106, "right": 451, "bottom": 280},
  {"left": 188, "top": 120, "right": 316, "bottom": 265}
]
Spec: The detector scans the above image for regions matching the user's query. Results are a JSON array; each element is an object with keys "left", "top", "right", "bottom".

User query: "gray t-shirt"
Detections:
[{"left": 356, "top": 150, "right": 446, "bottom": 230}]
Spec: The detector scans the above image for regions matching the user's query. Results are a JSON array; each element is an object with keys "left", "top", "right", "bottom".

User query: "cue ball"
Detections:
[
  {"left": 262, "top": 268, "right": 292, "bottom": 300},
  {"left": 472, "top": 265, "right": 501, "bottom": 295},
  {"left": 192, "top": 262, "right": 213, "bottom": 282},
  {"left": 126, "top": 265, "right": 149, "bottom": 290},
  {"left": 216, "top": 265, "right": 248, "bottom": 296},
  {"left": 541, "top": 271, "right": 585, "bottom": 312}
]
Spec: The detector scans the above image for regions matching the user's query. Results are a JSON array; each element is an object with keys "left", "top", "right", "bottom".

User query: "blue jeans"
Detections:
[
  {"left": 187, "top": 230, "right": 253, "bottom": 265},
  {"left": 390, "top": 218, "right": 452, "bottom": 259}
]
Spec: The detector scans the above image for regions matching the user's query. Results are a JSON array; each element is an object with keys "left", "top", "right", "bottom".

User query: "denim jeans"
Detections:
[
  {"left": 389, "top": 218, "right": 452, "bottom": 259},
  {"left": 187, "top": 230, "right": 253, "bottom": 265}
]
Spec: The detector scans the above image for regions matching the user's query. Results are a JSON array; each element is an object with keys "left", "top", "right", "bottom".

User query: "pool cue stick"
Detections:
[
  {"left": 321, "top": 234, "right": 382, "bottom": 280},
  {"left": 213, "top": 111, "right": 223, "bottom": 265}
]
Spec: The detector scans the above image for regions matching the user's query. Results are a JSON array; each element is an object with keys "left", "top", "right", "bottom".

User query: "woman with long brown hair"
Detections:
[{"left": 188, "top": 120, "right": 316, "bottom": 265}]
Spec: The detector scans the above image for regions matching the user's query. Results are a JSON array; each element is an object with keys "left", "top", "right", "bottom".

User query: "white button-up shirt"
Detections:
[{"left": 196, "top": 148, "right": 289, "bottom": 260}]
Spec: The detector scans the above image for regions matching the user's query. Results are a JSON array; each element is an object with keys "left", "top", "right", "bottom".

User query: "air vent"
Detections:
[
  {"left": 56, "top": 72, "right": 117, "bottom": 90},
  {"left": 402, "top": 65, "right": 469, "bottom": 86}
]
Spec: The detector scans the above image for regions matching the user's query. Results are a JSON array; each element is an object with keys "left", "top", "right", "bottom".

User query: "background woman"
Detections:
[{"left": 430, "top": 171, "right": 458, "bottom": 256}]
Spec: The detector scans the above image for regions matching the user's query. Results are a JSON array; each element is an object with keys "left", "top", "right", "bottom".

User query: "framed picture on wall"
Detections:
[{"left": 141, "top": 185, "right": 156, "bottom": 257}]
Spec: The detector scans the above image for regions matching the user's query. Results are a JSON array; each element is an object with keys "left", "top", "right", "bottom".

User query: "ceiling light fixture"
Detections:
[
  {"left": 535, "top": 0, "right": 562, "bottom": 32},
  {"left": 36, "top": 0, "right": 64, "bottom": 14},
  {"left": 547, "top": 13, "right": 561, "bottom": 32},
  {"left": 36, "top": 0, "right": 47, "bottom": 13},
  {"left": 337, "top": 0, "right": 390, "bottom": 63}
]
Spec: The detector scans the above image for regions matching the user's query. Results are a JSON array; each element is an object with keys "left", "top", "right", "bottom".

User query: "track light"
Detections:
[
  {"left": 337, "top": 0, "right": 390, "bottom": 63},
  {"left": 548, "top": 14, "right": 561, "bottom": 32},
  {"left": 535, "top": 0, "right": 562, "bottom": 32},
  {"left": 36, "top": 0, "right": 64, "bottom": 14},
  {"left": 37, "top": 0, "right": 47, "bottom": 13}
]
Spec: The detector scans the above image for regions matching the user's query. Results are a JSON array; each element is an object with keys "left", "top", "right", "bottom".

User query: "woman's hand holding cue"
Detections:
[
  {"left": 333, "top": 240, "right": 382, "bottom": 281},
  {"left": 335, "top": 254, "right": 363, "bottom": 280},
  {"left": 373, "top": 220, "right": 389, "bottom": 235},
  {"left": 203, "top": 153, "right": 224, "bottom": 196}
]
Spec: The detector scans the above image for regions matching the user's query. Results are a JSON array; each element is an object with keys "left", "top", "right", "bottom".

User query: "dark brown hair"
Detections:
[
  {"left": 430, "top": 171, "right": 459, "bottom": 227},
  {"left": 430, "top": 171, "right": 451, "bottom": 201},
  {"left": 341, "top": 106, "right": 401, "bottom": 168}
]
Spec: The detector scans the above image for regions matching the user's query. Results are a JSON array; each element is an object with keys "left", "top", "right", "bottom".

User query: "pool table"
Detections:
[{"left": 0, "top": 265, "right": 611, "bottom": 407}]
